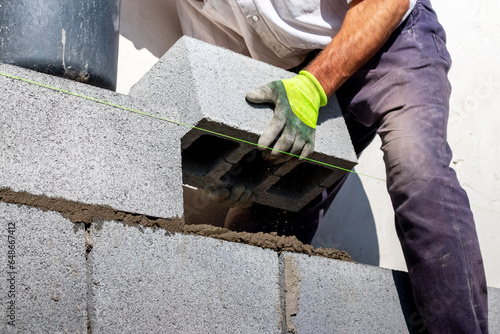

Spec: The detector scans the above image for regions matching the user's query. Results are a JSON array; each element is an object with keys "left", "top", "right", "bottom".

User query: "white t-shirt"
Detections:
[{"left": 177, "top": 0, "right": 417, "bottom": 69}]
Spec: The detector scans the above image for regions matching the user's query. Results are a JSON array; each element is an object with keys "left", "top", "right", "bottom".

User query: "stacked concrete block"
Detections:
[
  {"left": 0, "top": 64, "right": 184, "bottom": 219},
  {"left": 490, "top": 287, "right": 500, "bottom": 330},
  {"left": 130, "top": 36, "right": 357, "bottom": 211},
  {"left": 281, "top": 252, "right": 425, "bottom": 333},
  {"left": 85, "top": 221, "right": 500, "bottom": 334},
  {"left": 1, "top": 198, "right": 498, "bottom": 333},
  {"left": 281, "top": 252, "right": 500, "bottom": 333},
  {"left": 87, "top": 221, "right": 282, "bottom": 334},
  {"left": 0, "top": 202, "right": 87, "bottom": 334}
]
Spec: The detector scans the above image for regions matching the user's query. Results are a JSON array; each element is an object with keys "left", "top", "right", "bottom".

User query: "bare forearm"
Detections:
[{"left": 306, "top": 0, "right": 409, "bottom": 96}]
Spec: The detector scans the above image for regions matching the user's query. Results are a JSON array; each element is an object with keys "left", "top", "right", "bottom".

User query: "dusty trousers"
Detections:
[
  {"left": 337, "top": 0, "right": 488, "bottom": 332},
  {"left": 226, "top": 0, "right": 488, "bottom": 332}
]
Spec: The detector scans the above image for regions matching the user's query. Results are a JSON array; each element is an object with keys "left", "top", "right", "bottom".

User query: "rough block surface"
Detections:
[
  {"left": 281, "top": 252, "right": 425, "bottom": 334},
  {"left": 0, "top": 201, "right": 499, "bottom": 333},
  {"left": 131, "top": 36, "right": 357, "bottom": 211},
  {"left": 0, "top": 202, "right": 87, "bottom": 333},
  {"left": 490, "top": 287, "right": 500, "bottom": 331},
  {"left": 0, "top": 64, "right": 183, "bottom": 219},
  {"left": 88, "top": 221, "right": 281, "bottom": 334}
]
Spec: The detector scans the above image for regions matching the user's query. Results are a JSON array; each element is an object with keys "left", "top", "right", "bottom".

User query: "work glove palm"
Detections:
[{"left": 247, "top": 70, "right": 327, "bottom": 164}]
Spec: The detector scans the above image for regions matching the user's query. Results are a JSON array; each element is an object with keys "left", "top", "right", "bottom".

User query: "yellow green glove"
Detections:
[{"left": 246, "top": 70, "right": 327, "bottom": 164}]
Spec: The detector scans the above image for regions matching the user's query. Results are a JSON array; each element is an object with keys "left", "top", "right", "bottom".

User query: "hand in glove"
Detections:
[
  {"left": 201, "top": 185, "right": 255, "bottom": 208},
  {"left": 246, "top": 70, "right": 327, "bottom": 164}
]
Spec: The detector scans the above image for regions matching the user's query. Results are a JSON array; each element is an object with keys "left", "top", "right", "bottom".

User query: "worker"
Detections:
[{"left": 177, "top": 0, "right": 488, "bottom": 332}]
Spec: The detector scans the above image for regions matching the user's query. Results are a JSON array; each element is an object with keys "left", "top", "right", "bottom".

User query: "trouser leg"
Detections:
[
  {"left": 377, "top": 97, "right": 487, "bottom": 333},
  {"left": 336, "top": 0, "right": 488, "bottom": 331}
]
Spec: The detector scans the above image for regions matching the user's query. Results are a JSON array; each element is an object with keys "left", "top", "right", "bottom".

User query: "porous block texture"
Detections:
[
  {"left": 88, "top": 221, "right": 281, "bottom": 334},
  {"left": 490, "top": 287, "right": 500, "bottom": 331},
  {"left": 0, "top": 202, "right": 87, "bottom": 333},
  {"left": 280, "top": 252, "right": 423, "bottom": 334},
  {"left": 131, "top": 36, "right": 357, "bottom": 211},
  {"left": 0, "top": 64, "right": 183, "bottom": 219}
]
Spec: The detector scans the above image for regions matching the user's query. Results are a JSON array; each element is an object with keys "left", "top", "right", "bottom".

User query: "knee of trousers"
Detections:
[
  {"left": 385, "top": 154, "right": 477, "bottom": 245},
  {"left": 383, "top": 146, "right": 468, "bottom": 222}
]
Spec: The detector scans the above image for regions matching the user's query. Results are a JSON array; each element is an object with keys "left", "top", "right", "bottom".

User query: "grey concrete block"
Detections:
[
  {"left": 88, "top": 221, "right": 281, "bottom": 334},
  {"left": 130, "top": 36, "right": 357, "bottom": 211},
  {"left": 0, "top": 202, "right": 87, "bottom": 334},
  {"left": 0, "top": 64, "right": 183, "bottom": 219},
  {"left": 490, "top": 287, "right": 500, "bottom": 332},
  {"left": 280, "top": 252, "right": 422, "bottom": 334}
]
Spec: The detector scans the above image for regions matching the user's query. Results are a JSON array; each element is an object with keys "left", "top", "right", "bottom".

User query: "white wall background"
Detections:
[{"left": 116, "top": 0, "right": 500, "bottom": 288}]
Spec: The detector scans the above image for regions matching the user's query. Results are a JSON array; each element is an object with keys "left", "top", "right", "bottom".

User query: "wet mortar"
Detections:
[{"left": 0, "top": 187, "right": 352, "bottom": 262}]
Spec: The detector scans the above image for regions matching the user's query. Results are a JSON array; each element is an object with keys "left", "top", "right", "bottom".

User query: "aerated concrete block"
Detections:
[
  {"left": 88, "top": 221, "right": 281, "bottom": 334},
  {"left": 0, "top": 202, "right": 87, "bottom": 333},
  {"left": 0, "top": 64, "right": 183, "bottom": 219},
  {"left": 130, "top": 36, "right": 357, "bottom": 211},
  {"left": 280, "top": 252, "right": 423, "bottom": 334}
]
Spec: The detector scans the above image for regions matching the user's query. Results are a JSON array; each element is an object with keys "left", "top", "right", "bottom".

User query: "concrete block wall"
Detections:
[
  {"left": 1, "top": 37, "right": 499, "bottom": 333},
  {"left": 1, "top": 200, "right": 499, "bottom": 333}
]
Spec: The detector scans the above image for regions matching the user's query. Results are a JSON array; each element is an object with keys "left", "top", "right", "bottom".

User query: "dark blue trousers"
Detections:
[
  {"left": 335, "top": 0, "right": 488, "bottom": 332},
  {"left": 226, "top": 0, "right": 488, "bottom": 332}
]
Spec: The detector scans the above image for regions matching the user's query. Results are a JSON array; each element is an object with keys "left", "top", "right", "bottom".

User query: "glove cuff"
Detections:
[
  {"left": 299, "top": 70, "right": 328, "bottom": 107},
  {"left": 281, "top": 70, "right": 328, "bottom": 129}
]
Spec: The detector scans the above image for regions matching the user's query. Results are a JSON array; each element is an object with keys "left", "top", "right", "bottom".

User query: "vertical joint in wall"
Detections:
[
  {"left": 85, "top": 222, "right": 93, "bottom": 334},
  {"left": 279, "top": 255, "right": 287, "bottom": 334},
  {"left": 85, "top": 222, "right": 93, "bottom": 260},
  {"left": 280, "top": 253, "right": 301, "bottom": 334}
]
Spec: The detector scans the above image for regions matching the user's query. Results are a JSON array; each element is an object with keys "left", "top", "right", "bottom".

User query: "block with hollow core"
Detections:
[{"left": 131, "top": 36, "right": 357, "bottom": 212}]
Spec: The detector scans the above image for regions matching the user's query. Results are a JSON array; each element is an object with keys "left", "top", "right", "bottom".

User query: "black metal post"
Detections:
[{"left": 0, "top": 0, "right": 120, "bottom": 90}]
